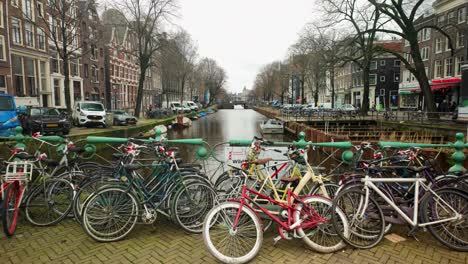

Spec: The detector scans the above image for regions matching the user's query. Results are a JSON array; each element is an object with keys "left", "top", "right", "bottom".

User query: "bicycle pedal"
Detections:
[{"left": 273, "top": 235, "right": 282, "bottom": 246}]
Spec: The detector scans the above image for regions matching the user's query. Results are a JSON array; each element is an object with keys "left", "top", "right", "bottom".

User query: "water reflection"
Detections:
[{"left": 167, "top": 109, "right": 291, "bottom": 166}]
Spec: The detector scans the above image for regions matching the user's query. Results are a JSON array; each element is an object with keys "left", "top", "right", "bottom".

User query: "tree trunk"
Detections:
[
  {"left": 330, "top": 67, "right": 335, "bottom": 108},
  {"left": 361, "top": 66, "right": 370, "bottom": 115},
  {"left": 314, "top": 76, "right": 319, "bottom": 106},
  {"left": 104, "top": 48, "right": 112, "bottom": 110},
  {"left": 412, "top": 49, "right": 437, "bottom": 113},
  {"left": 301, "top": 75, "right": 305, "bottom": 104},
  {"left": 63, "top": 53, "right": 71, "bottom": 114},
  {"left": 135, "top": 65, "right": 147, "bottom": 117}
]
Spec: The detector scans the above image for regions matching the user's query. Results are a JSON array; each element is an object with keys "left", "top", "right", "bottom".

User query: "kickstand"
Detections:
[
  {"left": 273, "top": 235, "right": 282, "bottom": 246},
  {"left": 407, "top": 226, "right": 419, "bottom": 242}
]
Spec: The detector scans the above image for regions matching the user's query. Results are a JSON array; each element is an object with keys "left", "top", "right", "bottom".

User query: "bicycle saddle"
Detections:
[
  {"left": 14, "top": 153, "right": 35, "bottom": 160},
  {"left": 405, "top": 166, "right": 430, "bottom": 173},
  {"left": 43, "top": 159, "right": 60, "bottom": 167},
  {"left": 124, "top": 164, "right": 142, "bottom": 171},
  {"left": 250, "top": 158, "right": 272, "bottom": 165},
  {"left": 280, "top": 176, "right": 300, "bottom": 182}
]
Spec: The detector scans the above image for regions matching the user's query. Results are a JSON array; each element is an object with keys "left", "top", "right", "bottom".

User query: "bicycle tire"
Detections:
[
  {"left": 2, "top": 182, "right": 21, "bottom": 236},
  {"left": 309, "top": 182, "right": 339, "bottom": 199},
  {"left": 24, "top": 178, "right": 74, "bottom": 226},
  {"left": 331, "top": 188, "right": 385, "bottom": 249},
  {"left": 203, "top": 202, "right": 263, "bottom": 264},
  {"left": 81, "top": 186, "right": 139, "bottom": 242},
  {"left": 171, "top": 181, "right": 217, "bottom": 233},
  {"left": 420, "top": 188, "right": 468, "bottom": 251},
  {"left": 295, "top": 196, "right": 348, "bottom": 253}
]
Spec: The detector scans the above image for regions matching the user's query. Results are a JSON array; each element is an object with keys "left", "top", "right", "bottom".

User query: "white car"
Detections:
[
  {"left": 72, "top": 101, "right": 107, "bottom": 128},
  {"left": 338, "top": 104, "right": 356, "bottom": 112},
  {"left": 183, "top": 101, "right": 199, "bottom": 111}
]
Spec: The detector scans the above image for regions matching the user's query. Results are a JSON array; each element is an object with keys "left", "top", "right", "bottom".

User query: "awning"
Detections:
[
  {"left": 399, "top": 91, "right": 414, "bottom": 95},
  {"left": 410, "top": 78, "right": 461, "bottom": 92}
]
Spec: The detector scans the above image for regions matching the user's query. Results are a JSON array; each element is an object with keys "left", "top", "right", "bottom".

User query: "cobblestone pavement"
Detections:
[{"left": 0, "top": 217, "right": 466, "bottom": 264}]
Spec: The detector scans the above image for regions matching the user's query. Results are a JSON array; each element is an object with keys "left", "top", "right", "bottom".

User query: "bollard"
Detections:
[{"left": 449, "top": 133, "right": 466, "bottom": 173}]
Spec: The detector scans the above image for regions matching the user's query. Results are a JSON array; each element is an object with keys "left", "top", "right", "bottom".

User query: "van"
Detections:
[
  {"left": 72, "top": 101, "right": 107, "bottom": 128},
  {"left": 183, "top": 101, "right": 199, "bottom": 112},
  {"left": 162, "top": 101, "right": 185, "bottom": 113},
  {"left": 0, "top": 94, "right": 21, "bottom": 136}
]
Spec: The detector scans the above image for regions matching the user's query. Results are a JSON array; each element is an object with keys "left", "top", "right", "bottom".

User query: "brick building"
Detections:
[
  {"left": 2, "top": 0, "right": 51, "bottom": 106},
  {"left": 102, "top": 9, "right": 139, "bottom": 112},
  {"left": 78, "top": 0, "right": 105, "bottom": 103}
]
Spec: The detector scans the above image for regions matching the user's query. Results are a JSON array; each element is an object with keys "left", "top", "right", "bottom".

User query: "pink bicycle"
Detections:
[{"left": 202, "top": 183, "right": 349, "bottom": 263}]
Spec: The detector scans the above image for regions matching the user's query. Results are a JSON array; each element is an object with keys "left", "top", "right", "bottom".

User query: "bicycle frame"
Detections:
[
  {"left": 232, "top": 185, "right": 326, "bottom": 232},
  {"left": 360, "top": 175, "right": 461, "bottom": 227}
]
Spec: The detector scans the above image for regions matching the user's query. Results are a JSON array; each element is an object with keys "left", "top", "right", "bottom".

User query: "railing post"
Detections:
[{"left": 449, "top": 132, "right": 466, "bottom": 173}]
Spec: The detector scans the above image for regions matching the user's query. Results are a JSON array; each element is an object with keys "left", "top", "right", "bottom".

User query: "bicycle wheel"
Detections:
[
  {"left": 171, "top": 181, "right": 216, "bottom": 233},
  {"left": 72, "top": 176, "right": 116, "bottom": 225},
  {"left": 295, "top": 196, "right": 348, "bottom": 253},
  {"left": 25, "top": 178, "right": 74, "bottom": 226},
  {"left": 203, "top": 202, "right": 263, "bottom": 264},
  {"left": 214, "top": 172, "right": 246, "bottom": 200},
  {"left": 81, "top": 186, "right": 139, "bottom": 242},
  {"left": 420, "top": 188, "right": 468, "bottom": 251},
  {"left": 2, "top": 182, "right": 21, "bottom": 236},
  {"left": 331, "top": 188, "right": 385, "bottom": 249}
]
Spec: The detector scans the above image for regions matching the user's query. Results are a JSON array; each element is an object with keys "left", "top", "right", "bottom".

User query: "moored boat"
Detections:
[{"left": 260, "top": 119, "right": 284, "bottom": 134}]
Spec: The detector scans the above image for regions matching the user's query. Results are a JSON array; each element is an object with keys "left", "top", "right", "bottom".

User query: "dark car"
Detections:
[
  {"left": 112, "top": 110, "right": 138, "bottom": 126},
  {"left": 20, "top": 107, "right": 71, "bottom": 135}
]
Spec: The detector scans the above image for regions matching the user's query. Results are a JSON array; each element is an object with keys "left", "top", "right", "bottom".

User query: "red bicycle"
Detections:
[
  {"left": 202, "top": 184, "right": 349, "bottom": 263},
  {"left": 1, "top": 161, "right": 33, "bottom": 236}
]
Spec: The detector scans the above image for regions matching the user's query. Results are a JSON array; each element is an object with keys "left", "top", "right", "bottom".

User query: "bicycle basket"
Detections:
[{"left": 1, "top": 162, "right": 34, "bottom": 183}]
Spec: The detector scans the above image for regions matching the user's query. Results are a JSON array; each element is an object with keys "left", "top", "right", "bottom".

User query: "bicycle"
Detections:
[
  {"left": 202, "top": 162, "right": 350, "bottom": 263},
  {"left": 331, "top": 172, "right": 468, "bottom": 251}
]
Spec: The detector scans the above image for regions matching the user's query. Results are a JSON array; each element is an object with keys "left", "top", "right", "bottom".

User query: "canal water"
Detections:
[{"left": 166, "top": 109, "right": 293, "bottom": 180}]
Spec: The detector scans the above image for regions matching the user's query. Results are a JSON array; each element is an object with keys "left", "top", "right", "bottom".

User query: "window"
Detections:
[
  {"left": 438, "top": 15, "right": 445, "bottom": 23},
  {"left": 445, "top": 37, "right": 451, "bottom": 51},
  {"left": 25, "top": 57, "right": 36, "bottom": 96},
  {"left": 394, "top": 60, "right": 401, "bottom": 67},
  {"left": 421, "top": 47, "right": 429, "bottom": 61},
  {"left": 37, "top": 2, "right": 44, "bottom": 17},
  {"left": 448, "top": 11, "right": 456, "bottom": 19},
  {"left": 51, "top": 53, "right": 59, "bottom": 73},
  {"left": 0, "top": 36, "right": 5, "bottom": 61},
  {"left": 380, "top": 76, "right": 386, "bottom": 82},
  {"left": 380, "top": 89, "right": 385, "bottom": 96},
  {"left": 435, "top": 38, "right": 442, "bottom": 53},
  {"left": 459, "top": 7, "right": 466, "bottom": 23},
  {"left": 25, "top": 23, "right": 34, "bottom": 47},
  {"left": 0, "top": 2, "right": 4, "bottom": 28},
  {"left": 70, "top": 59, "right": 79, "bottom": 76},
  {"left": 84, "top": 64, "right": 88, "bottom": 78},
  {"left": 456, "top": 56, "right": 464, "bottom": 76},
  {"left": 0, "top": 75, "right": 6, "bottom": 90},
  {"left": 380, "top": 60, "right": 386, "bottom": 66},
  {"left": 12, "top": 18, "right": 22, "bottom": 45},
  {"left": 23, "top": 0, "right": 34, "bottom": 21},
  {"left": 50, "top": 17, "right": 58, "bottom": 38},
  {"left": 445, "top": 58, "right": 453, "bottom": 77},
  {"left": 39, "top": 61, "right": 46, "bottom": 92},
  {"left": 421, "top": 28, "right": 431, "bottom": 41},
  {"left": 54, "top": 80, "right": 61, "bottom": 106},
  {"left": 91, "top": 45, "right": 97, "bottom": 60},
  {"left": 434, "top": 60, "right": 442, "bottom": 78},
  {"left": 394, "top": 73, "right": 400, "bottom": 82},
  {"left": 370, "top": 61, "right": 377, "bottom": 70},
  {"left": 37, "top": 28, "right": 45, "bottom": 50},
  {"left": 369, "top": 74, "right": 377, "bottom": 85},
  {"left": 91, "top": 66, "right": 98, "bottom": 82},
  {"left": 12, "top": 55, "right": 23, "bottom": 96},
  {"left": 457, "top": 31, "right": 465, "bottom": 48}
]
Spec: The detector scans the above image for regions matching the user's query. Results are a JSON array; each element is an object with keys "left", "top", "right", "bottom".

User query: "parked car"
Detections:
[
  {"left": 183, "top": 101, "right": 199, "bottom": 112},
  {"left": 112, "top": 110, "right": 138, "bottom": 125},
  {"left": 338, "top": 104, "right": 357, "bottom": 112},
  {"left": 20, "top": 107, "right": 71, "bottom": 135},
  {"left": 72, "top": 101, "right": 107, "bottom": 128},
  {"left": 162, "top": 101, "right": 185, "bottom": 113}
]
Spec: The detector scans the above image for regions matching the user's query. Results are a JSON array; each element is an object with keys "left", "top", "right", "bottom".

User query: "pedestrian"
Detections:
[
  {"left": 439, "top": 100, "right": 448, "bottom": 112},
  {"left": 449, "top": 101, "right": 457, "bottom": 112}
]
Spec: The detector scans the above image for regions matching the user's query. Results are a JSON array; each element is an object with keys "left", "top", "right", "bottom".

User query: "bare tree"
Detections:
[
  {"left": 118, "top": 0, "right": 177, "bottom": 117},
  {"left": 196, "top": 58, "right": 227, "bottom": 105},
  {"left": 321, "top": 0, "right": 383, "bottom": 114},
  {"left": 367, "top": 0, "right": 454, "bottom": 114}
]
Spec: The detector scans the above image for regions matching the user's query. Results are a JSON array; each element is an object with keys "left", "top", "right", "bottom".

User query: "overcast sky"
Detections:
[{"left": 177, "top": 0, "right": 318, "bottom": 93}]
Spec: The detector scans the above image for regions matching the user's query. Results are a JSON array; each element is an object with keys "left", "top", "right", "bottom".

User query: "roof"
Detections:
[
  {"left": 101, "top": 9, "right": 128, "bottom": 44},
  {"left": 375, "top": 41, "right": 402, "bottom": 52}
]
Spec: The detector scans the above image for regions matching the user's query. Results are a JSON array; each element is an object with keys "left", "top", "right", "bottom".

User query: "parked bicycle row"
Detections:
[{"left": 0, "top": 131, "right": 467, "bottom": 264}]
